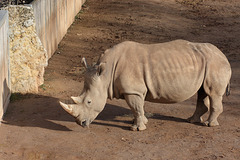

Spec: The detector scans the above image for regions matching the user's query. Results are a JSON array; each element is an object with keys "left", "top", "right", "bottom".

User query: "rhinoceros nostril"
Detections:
[{"left": 81, "top": 120, "right": 87, "bottom": 126}]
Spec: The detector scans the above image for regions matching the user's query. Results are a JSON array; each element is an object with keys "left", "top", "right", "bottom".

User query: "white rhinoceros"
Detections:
[{"left": 60, "top": 40, "right": 231, "bottom": 131}]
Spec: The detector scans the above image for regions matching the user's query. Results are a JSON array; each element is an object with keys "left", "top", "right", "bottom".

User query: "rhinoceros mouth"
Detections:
[{"left": 76, "top": 119, "right": 91, "bottom": 128}]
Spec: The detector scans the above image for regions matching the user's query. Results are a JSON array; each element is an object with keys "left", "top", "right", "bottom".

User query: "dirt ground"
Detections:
[{"left": 0, "top": 0, "right": 240, "bottom": 159}]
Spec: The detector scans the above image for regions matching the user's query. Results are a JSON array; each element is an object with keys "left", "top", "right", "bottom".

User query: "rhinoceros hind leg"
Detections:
[
  {"left": 124, "top": 94, "right": 147, "bottom": 131},
  {"left": 188, "top": 87, "right": 209, "bottom": 124},
  {"left": 204, "top": 95, "right": 223, "bottom": 127}
]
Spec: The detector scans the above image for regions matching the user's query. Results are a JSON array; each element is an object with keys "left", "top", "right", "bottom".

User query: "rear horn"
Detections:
[
  {"left": 71, "top": 96, "right": 82, "bottom": 104},
  {"left": 59, "top": 101, "right": 78, "bottom": 117}
]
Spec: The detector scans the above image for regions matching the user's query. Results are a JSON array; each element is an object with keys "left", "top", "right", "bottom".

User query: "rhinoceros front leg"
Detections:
[{"left": 124, "top": 94, "right": 148, "bottom": 131}]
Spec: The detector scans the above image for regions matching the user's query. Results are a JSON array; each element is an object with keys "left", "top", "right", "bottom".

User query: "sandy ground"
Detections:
[{"left": 0, "top": 0, "right": 240, "bottom": 159}]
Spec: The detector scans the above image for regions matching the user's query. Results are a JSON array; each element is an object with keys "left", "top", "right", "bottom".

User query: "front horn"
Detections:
[{"left": 59, "top": 101, "right": 78, "bottom": 117}]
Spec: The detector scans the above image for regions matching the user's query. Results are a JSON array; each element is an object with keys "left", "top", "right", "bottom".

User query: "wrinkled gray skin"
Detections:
[{"left": 60, "top": 40, "right": 232, "bottom": 131}]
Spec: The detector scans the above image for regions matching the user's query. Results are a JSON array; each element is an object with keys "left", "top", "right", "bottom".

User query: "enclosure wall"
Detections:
[
  {"left": 31, "top": 0, "right": 86, "bottom": 58},
  {"left": 0, "top": 10, "right": 10, "bottom": 120}
]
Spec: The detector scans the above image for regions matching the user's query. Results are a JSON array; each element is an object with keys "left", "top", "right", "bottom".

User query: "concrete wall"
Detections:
[
  {"left": 0, "top": 0, "right": 85, "bottom": 118},
  {"left": 31, "top": 0, "right": 86, "bottom": 58},
  {"left": 0, "top": 10, "right": 10, "bottom": 120}
]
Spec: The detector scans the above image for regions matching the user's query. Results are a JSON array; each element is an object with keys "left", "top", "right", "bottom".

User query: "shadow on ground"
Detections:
[
  {"left": 2, "top": 95, "right": 73, "bottom": 131},
  {"left": 2, "top": 94, "right": 197, "bottom": 131}
]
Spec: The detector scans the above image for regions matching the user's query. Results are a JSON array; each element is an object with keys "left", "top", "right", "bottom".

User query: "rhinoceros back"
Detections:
[{"left": 101, "top": 40, "right": 227, "bottom": 103}]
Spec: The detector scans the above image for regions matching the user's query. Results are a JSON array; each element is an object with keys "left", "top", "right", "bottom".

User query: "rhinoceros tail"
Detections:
[{"left": 226, "top": 82, "right": 231, "bottom": 96}]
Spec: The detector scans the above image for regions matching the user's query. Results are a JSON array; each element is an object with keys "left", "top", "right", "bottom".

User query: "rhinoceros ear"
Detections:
[
  {"left": 59, "top": 101, "right": 79, "bottom": 117},
  {"left": 81, "top": 57, "right": 88, "bottom": 69},
  {"left": 71, "top": 96, "right": 82, "bottom": 104},
  {"left": 97, "top": 62, "right": 106, "bottom": 76},
  {"left": 97, "top": 54, "right": 104, "bottom": 64}
]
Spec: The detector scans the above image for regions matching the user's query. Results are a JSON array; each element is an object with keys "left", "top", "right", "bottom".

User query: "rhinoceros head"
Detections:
[{"left": 59, "top": 58, "right": 107, "bottom": 127}]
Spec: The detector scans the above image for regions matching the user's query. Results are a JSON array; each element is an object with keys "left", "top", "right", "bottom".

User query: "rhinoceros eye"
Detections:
[{"left": 87, "top": 100, "right": 92, "bottom": 104}]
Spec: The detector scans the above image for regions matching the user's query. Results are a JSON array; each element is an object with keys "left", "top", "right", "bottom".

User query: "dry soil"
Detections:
[{"left": 0, "top": 0, "right": 240, "bottom": 159}]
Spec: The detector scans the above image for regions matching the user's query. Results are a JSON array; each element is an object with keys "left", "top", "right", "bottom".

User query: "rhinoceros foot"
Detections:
[
  {"left": 131, "top": 123, "right": 146, "bottom": 131},
  {"left": 203, "top": 120, "right": 219, "bottom": 127}
]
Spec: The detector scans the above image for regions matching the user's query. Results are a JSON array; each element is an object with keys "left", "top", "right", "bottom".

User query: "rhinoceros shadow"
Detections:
[
  {"left": 93, "top": 103, "right": 190, "bottom": 130},
  {"left": 2, "top": 94, "right": 192, "bottom": 131},
  {"left": 1, "top": 94, "right": 134, "bottom": 131},
  {"left": 92, "top": 103, "right": 133, "bottom": 130},
  {"left": 1, "top": 94, "right": 74, "bottom": 131}
]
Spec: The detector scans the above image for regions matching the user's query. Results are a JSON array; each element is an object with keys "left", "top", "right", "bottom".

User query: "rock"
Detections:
[
  {"left": 5, "top": 5, "right": 48, "bottom": 93},
  {"left": 23, "top": 19, "right": 33, "bottom": 27}
]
